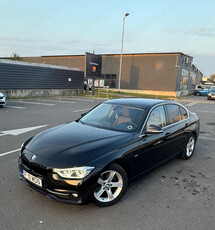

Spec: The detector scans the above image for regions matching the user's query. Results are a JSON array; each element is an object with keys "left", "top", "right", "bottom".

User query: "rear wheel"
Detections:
[
  {"left": 181, "top": 135, "right": 196, "bottom": 160},
  {"left": 93, "top": 164, "right": 128, "bottom": 207}
]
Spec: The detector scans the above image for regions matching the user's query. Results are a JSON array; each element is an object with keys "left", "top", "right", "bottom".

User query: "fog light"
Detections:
[{"left": 72, "top": 193, "right": 78, "bottom": 198}]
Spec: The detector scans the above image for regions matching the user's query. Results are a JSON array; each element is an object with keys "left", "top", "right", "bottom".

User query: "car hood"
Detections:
[
  {"left": 25, "top": 122, "right": 134, "bottom": 167},
  {"left": 0, "top": 92, "right": 5, "bottom": 97}
]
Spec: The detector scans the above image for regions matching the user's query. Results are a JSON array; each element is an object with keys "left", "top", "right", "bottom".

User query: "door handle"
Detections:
[{"left": 153, "top": 140, "right": 163, "bottom": 146}]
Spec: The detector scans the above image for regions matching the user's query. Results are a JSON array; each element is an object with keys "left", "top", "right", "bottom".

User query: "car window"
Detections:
[
  {"left": 165, "top": 104, "right": 182, "bottom": 125},
  {"left": 146, "top": 106, "right": 166, "bottom": 127},
  {"left": 80, "top": 103, "right": 145, "bottom": 132},
  {"left": 179, "top": 106, "right": 188, "bottom": 120}
]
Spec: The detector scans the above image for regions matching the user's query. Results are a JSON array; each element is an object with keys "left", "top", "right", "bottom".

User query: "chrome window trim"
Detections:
[{"left": 139, "top": 102, "right": 189, "bottom": 137}]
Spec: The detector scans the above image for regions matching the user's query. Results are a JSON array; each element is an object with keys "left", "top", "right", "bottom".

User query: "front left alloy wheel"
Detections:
[{"left": 93, "top": 164, "right": 128, "bottom": 207}]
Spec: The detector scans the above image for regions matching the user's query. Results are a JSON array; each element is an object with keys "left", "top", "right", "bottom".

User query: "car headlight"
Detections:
[{"left": 53, "top": 166, "right": 95, "bottom": 179}]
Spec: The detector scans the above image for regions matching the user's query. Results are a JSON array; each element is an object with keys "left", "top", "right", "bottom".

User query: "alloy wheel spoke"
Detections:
[
  {"left": 107, "top": 171, "right": 116, "bottom": 182},
  {"left": 106, "top": 189, "right": 114, "bottom": 201},
  {"left": 94, "top": 187, "right": 105, "bottom": 199},
  {"left": 97, "top": 178, "right": 105, "bottom": 186},
  {"left": 111, "top": 181, "right": 123, "bottom": 188}
]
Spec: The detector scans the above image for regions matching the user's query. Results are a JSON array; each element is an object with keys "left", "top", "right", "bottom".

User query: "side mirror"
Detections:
[{"left": 145, "top": 124, "right": 163, "bottom": 134}]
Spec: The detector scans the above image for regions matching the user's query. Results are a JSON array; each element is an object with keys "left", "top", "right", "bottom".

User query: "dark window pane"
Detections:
[
  {"left": 165, "top": 105, "right": 182, "bottom": 124},
  {"left": 146, "top": 106, "right": 166, "bottom": 127},
  {"left": 105, "top": 74, "right": 110, "bottom": 79},
  {"left": 111, "top": 74, "right": 116, "bottom": 79}
]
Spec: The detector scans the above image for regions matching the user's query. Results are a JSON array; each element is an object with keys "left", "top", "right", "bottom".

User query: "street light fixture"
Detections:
[{"left": 118, "top": 13, "right": 130, "bottom": 93}]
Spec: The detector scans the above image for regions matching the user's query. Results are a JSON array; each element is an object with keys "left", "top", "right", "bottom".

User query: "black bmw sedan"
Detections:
[{"left": 18, "top": 98, "right": 200, "bottom": 207}]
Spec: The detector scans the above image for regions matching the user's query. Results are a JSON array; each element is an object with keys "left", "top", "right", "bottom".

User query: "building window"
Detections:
[{"left": 111, "top": 74, "right": 116, "bottom": 79}]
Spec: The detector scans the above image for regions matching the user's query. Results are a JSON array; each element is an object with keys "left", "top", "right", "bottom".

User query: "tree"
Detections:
[
  {"left": 8, "top": 52, "right": 23, "bottom": 61},
  {"left": 209, "top": 74, "right": 215, "bottom": 83}
]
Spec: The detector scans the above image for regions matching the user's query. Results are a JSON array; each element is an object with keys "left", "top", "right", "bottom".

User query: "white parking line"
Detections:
[
  {"left": 196, "top": 110, "right": 215, "bottom": 114},
  {"left": 0, "top": 148, "right": 21, "bottom": 157},
  {"left": 73, "top": 108, "right": 91, "bottom": 113},
  {"left": 0, "top": 133, "right": 7, "bottom": 137},
  {"left": 41, "top": 99, "right": 76, "bottom": 104},
  {"left": 69, "top": 98, "right": 94, "bottom": 102},
  {"left": 5, "top": 106, "right": 26, "bottom": 109},
  {"left": 199, "top": 136, "right": 215, "bottom": 141},
  {"left": 185, "top": 102, "right": 197, "bottom": 107},
  {"left": 15, "top": 101, "right": 55, "bottom": 106}
]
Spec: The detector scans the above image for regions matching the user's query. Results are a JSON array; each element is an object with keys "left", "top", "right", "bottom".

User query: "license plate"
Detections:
[{"left": 23, "top": 170, "right": 42, "bottom": 187}]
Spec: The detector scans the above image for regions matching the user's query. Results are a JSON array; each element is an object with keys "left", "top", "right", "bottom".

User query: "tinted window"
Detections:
[
  {"left": 165, "top": 105, "right": 182, "bottom": 124},
  {"left": 80, "top": 103, "right": 145, "bottom": 132},
  {"left": 179, "top": 106, "right": 188, "bottom": 120},
  {"left": 146, "top": 106, "right": 166, "bottom": 127}
]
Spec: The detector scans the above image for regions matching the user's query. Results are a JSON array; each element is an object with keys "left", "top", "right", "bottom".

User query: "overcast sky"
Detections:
[{"left": 0, "top": 0, "right": 215, "bottom": 77}]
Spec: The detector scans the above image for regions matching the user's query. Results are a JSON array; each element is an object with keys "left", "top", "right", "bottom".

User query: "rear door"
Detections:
[{"left": 164, "top": 104, "right": 188, "bottom": 156}]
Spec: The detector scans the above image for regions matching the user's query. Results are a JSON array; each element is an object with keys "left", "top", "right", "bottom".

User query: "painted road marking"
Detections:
[
  {"left": 0, "top": 148, "right": 21, "bottom": 157},
  {"left": 196, "top": 110, "right": 215, "bottom": 114},
  {"left": 69, "top": 98, "right": 94, "bottom": 102},
  {"left": 0, "top": 125, "right": 48, "bottom": 136},
  {"left": 73, "top": 108, "right": 91, "bottom": 113},
  {"left": 185, "top": 102, "right": 197, "bottom": 107},
  {"left": 5, "top": 105, "right": 26, "bottom": 109},
  {"left": 41, "top": 99, "right": 76, "bottom": 104},
  {"left": 199, "top": 136, "right": 215, "bottom": 141},
  {"left": 15, "top": 101, "right": 55, "bottom": 106}
]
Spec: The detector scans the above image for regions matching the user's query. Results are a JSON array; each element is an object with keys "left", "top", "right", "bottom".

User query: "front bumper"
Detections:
[
  {"left": 18, "top": 153, "right": 101, "bottom": 204},
  {"left": 0, "top": 97, "right": 6, "bottom": 105},
  {"left": 208, "top": 94, "right": 215, "bottom": 99}
]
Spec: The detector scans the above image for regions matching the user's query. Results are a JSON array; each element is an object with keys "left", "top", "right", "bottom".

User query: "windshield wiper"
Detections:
[{"left": 79, "top": 120, "right": 84, "bottom": 124}]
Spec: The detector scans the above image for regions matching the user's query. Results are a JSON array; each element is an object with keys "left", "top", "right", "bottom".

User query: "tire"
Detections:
[
  {"left": 93, "top": 163, "right": 128, "bottom": 207},
  {"left": 181, "top": 134, "right": 196, "bottom": 160},
  {"left": 196, "top": 92, "right": 201, "bottom": 96}
]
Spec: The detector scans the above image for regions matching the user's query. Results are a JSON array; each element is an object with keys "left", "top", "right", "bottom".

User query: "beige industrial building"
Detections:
[{"left": 23, "top": 52, "right": 203, "bottom": 97}]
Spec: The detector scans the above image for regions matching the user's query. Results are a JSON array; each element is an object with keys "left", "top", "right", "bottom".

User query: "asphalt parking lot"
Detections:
[{"left": 0, "top": 96, "right": 214, "bottom": 230}]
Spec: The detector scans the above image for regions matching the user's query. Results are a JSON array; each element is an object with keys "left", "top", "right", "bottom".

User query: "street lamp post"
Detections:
[{"left": 118, "top": 13, "right": 129, "bottom": 93}]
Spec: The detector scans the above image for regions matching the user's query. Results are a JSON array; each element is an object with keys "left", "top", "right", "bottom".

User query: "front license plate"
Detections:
[{"left": 23, "top": 170, "right": 42, "bottom": 187}]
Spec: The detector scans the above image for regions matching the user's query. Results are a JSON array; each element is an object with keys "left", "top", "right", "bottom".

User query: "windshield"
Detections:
[{"left": 80, "top": 103, "right": 145, "bottom": 132}]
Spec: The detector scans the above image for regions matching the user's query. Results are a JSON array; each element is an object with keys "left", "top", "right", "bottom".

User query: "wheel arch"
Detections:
[{"left": 106, "top": 159, "right": 132, "bottom": 179}]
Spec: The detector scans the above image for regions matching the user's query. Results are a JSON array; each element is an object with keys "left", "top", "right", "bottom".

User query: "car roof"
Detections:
[{"left": 104, "top": 98, "right": 172, "bottom": 109}]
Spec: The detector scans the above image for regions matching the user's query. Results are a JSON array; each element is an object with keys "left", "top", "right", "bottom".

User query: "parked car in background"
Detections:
[
  {"left": 19, "top": 98, "right": 200, "bottom": 207},
  {"left": 0, "top": 92, "right": 6, "bottom": 107},
  {"left": 195, "top": 85, "right": 203, "bottom": 91},
  {"left": 194, "top": 87, "right": 212, "bottom": 96},
  {"left": 207, "top": 88, "right": 215, "bottom": 100}
]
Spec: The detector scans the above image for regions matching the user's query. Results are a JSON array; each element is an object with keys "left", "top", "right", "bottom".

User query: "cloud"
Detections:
[
  {"left": 0, "top": 36, "right": 50, "bottom": 45},
  {"left": 186, "top": 28, "right": 215, "bottom": 37}
]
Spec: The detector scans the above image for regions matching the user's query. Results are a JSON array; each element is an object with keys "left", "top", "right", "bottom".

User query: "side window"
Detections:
[
  {"left": 165, "top": 104, "right": 182, "bottom": 125},
  {"left": 179, "top": 106, "right": 188, "bottom": 120},
  {"left": 146, "top": 106, "right": 166, "bottom": 127}
]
